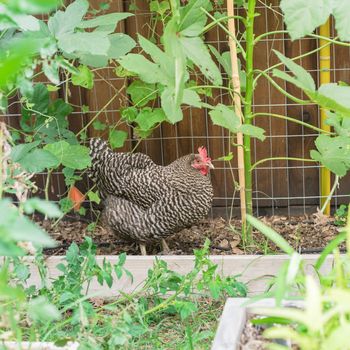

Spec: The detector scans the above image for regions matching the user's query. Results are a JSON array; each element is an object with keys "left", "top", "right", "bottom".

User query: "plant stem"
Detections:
[
  {"left": 44, "top": 169, "right": 53, "bottom": 202},
  {"left": 320, "top": 175, "right": 339, "bottom": 214},
  {"left": 253, "top": 113, "right": 333, "bottom": 135},
  {"left": 251, "top": 157, "right": 317, "bottom": 171},
  {"left": 242, "top": 0, "right": 257, "bottom": 241}
]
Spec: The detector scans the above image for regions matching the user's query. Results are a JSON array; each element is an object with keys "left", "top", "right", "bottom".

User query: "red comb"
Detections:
[{"left": 198, "top": 146, "right": 208, "bottom": 158}]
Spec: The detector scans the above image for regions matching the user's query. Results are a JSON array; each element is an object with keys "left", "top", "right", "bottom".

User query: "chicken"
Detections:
[{"left": 88, "top": 138, "right": 214, "bottom": 254}]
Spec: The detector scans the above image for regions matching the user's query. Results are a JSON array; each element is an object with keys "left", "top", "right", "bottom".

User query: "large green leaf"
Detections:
[
  {"left": 182, "top": 89, "right": 202, "bottom": 108},
  {"left": 209, "top": 104, "right": 241, "bottom": 133},
  {"left": 7, "top": 0, "right": 61, "bottom": 14},
  {"left": 138, "top": 34, "right": 174, "bottom": 80},
  {"left": 45, "top": 141, "right": 91, "bottom": 169},
  {"left": 11, "top": 141, "right": 40, "bottom": 162},
  {"left": 273, "top": 50, "right": 315, "bottom": 92},
  {"left": 48, "top": 0, "right": 88, "bottom": 37},
  {"left": 78, "top": 12, "right": 133, "bottom": 29},
  {"left": 239, "top": 124, "right": 266, "bottom": 141},
  {"left": 118, "top": 54, "right": 165, "bottom": 84},
  {"left": 19, "top": 149, "right": 60, "bottom": 172},
  {"left": 316, "top": 83, "right": 350, "bottom": 116},
  {"left": 280, "top": 0, "right": 332, "bottom": 40},
  {"left": 180, "top": 36, "right": 222, "bottom": 86},
  {"left": 333, "top": 1, "right": 350, "bottom": 41},
  {"left": 58, "top": 32, "right": 110, "bottom": 56},
  {"left": 126, "top": 80, "right": 157, "bottom": 107},
  {"left": 311, "top": 135, "right": 350, "bottom": 177},
  {"left": 179, "top": 0, "right": 212, "bottom": 36},
  {"left": 161, "top": 87, "right": 183, "bottom": 124},
  {"left": 107, "top": 33, "right": 136, "bottom": 59}
]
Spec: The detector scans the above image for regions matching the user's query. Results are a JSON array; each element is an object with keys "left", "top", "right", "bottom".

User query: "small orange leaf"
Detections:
[{"left": 68, "top": 186, "right": 85, "bottom": 211}]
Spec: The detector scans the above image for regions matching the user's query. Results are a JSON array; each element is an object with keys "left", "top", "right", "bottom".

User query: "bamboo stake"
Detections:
[
  {"left": 319, "top": 19, "right": 331, "bottom": 215},
  {"left": 227, "top": 0, "right": 246, "bottom": 224}
]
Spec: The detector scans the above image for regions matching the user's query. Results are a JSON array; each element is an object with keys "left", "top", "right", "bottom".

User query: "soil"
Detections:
[
  {"left": 40, "top": 211, "right": 344, "bottom": 256},
  {"left": 239, "top": 317, "right": 298, "bottom": 350}
]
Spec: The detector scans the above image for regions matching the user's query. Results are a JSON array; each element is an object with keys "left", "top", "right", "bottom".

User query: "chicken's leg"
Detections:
[
  {"left": 161, "top": 239, "right": 170, "bottom": 253},
  {"left": 140, "top": 244, "right": 147, "bottom": 255}
]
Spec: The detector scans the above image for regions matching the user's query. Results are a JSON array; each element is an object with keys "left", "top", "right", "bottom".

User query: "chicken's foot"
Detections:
[
  {"left": 140, "top": 244, "right": 147, "bottom": 255},
  {"left": 161, "top": 239, "right": 170, "bottom": 253}
]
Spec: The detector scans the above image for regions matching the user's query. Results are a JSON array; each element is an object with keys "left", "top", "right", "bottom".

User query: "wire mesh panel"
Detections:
[{"left": 1, "top": 0, "right": 350, "bottom": 218}]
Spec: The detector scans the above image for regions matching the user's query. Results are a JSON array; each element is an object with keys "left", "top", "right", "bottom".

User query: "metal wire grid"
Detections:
[{"left": 2, "top": 1, "right": 350, "bottom": 218}]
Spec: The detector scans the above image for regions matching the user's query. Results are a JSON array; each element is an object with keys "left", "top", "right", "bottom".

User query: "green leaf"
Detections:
[
  {"left": 48, "top": 0, "right": 89, "bottom": 37},
  {"left": 19, "top": 149, "right": 60, "bottom": 172},
  {"left": 28, "top": 296, "right": 61, "bottom": 322},
  {"left": 316, "top": 83, "right": 350, "bottom": 116},
  {"left": 61, "top": 145, "right": 91, "bottom": 170},
  {"left": 58, "top": 32, "right": 110, "bottom": 56},
  {"left": 109, "top": 130, "right": 128, "bottom": 149},
  {"left": 246, "top": 215, "right": 295, "bottom": 255},
  {"left": 43, "top": 60, "right": 59, "bottom": 85},
  {"left": 9, "top": 0, "right": 61, "bottom": 14},
  {"left": 71, "top": 65, "right": 94, "bottom": 89},
  {"left": 126, "top": 81, "right": 157, "bottom": 107},
  {"left": 180, "top": 36, "right": 222, "bottom": 86},
  {"left": 59, "top": 197, "right": 73, "bottom": 213},
  {"left": 44, "top": 141, "right": 91, "bottom": 170},
  {"left": 30, "top": 83, "right": 50, "bottom": 113},
  {"left": 310, "top": 135, "right": 350, "bottom": 177},
  {"left": 92, "top": 120, "right": 107, "bottom": 131},
  {"left": 209, "top": 104, "right": 241, "bottom": 133},
  {"left": 333, "top": 1, "right": 350, "bottom": 41},
  {"left": 239, "top": 124, "right": 266, "bottom": 141},
  {"left": 135, "top": 108, "right": 166, "bottom": 131},
  {"left": 217, "top": 152, "right": 234, "bottom": 161},
  {"left": 121, "top": 107, "right": 138, "bottom": 123},
  {"left": 24, "top": 198, "right": 62, "bottom": 218},
  {"left": 179, "top": 0, "right": 212, "bottom": 36},
  {"left": 78, "top": 12, "right": 133, "bottom": 29},
  {"left": 161, "top": 87, "right": 183, "bottom": 124},
  {"left": 182, "top": 89, "right": 202, "bottom": 108},
  {"left": 280, "top": 0, "right": 332, "bottom": 40},
  {"left": 149, "top": 1, "right": 170, "bottom": 15},
  {"left": 273, "top": 50, "right": 315, "bottom": 92},
  {"left": 118, "top": 54, "right": 165, "bottom": 84},
  {"left": 107, "top": 33, "right": 136, "bottom": 59},
  {"left": 11, "top": 141, "right": 41, "bottom": 162},
  {"left": 87, "top": 191, "right": 101, "bottom": 204}
]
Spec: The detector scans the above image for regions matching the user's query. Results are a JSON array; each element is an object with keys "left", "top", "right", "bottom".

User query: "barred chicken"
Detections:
[{"left": 89, "top": 138, "right": 214, "bottom": 254}]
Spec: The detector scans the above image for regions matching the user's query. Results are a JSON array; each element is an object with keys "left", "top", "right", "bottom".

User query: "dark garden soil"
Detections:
[{"left": 40, "top": 211, "right": 343, "bottom": 256}]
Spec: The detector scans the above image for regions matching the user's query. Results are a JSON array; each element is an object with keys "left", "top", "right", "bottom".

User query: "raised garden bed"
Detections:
[
  {"left": 23, "top": 254, "right": 333, "bottom": 296},
  {"left": 41, "top": 214, "right": 342, "bottom": 256},
  {"left": 212, "top": 298, "right": 304, "bottom": 350}
]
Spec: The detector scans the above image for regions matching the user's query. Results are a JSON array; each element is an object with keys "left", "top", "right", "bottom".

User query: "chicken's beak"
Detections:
[{"left": 208, "top": 162, "right": 215, "bottom": 169}]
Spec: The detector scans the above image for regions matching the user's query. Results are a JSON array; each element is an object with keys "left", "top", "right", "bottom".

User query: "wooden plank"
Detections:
[{"left": 22, "top": 254, "right": 333, "bottom": 297}]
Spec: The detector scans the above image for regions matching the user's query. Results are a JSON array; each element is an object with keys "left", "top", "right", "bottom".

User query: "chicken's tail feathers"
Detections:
[{"left": 89, "top": 138, "right": 109, "bottom": 160}]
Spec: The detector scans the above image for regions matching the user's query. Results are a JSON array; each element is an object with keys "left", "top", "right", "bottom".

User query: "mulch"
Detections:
[{"left": 40, "top": 211, "right": 343, "bottom": 256}]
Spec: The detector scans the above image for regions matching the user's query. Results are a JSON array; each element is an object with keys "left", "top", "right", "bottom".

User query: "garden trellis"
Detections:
[{"left": 2, "top": 0, "right": 350, "bottom": 218}]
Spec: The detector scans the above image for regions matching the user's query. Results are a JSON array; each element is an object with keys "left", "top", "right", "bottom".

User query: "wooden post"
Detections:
[
  {"left": 319, "top": 19, "right": 331, "bottom": 215},
  {"left": 227, "top": 1, "right": 246, "bottom": 224}
]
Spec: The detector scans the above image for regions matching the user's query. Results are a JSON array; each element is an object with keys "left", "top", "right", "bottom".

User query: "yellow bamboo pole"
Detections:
[
  {"left": 319, "top": 19, "right": 331, "bottom": 215},
  {"left": 227, "top": 0, "right": 246, "bottom": 224}
]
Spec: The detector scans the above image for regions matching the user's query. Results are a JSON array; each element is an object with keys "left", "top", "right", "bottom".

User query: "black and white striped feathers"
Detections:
[{"left": 89, "top": 138, "right": 214, "bottom": 243}]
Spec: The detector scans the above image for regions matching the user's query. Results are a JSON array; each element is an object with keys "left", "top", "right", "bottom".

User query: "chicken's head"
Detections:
[{"left": 191, "top": 146, "right": 214, "bottom": 176}]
